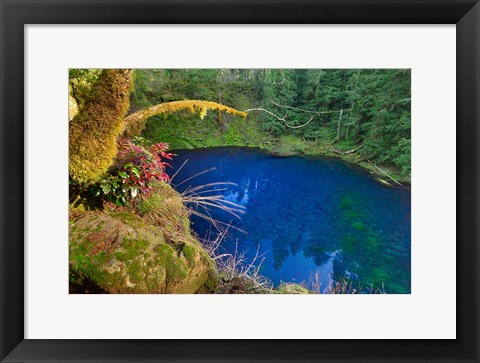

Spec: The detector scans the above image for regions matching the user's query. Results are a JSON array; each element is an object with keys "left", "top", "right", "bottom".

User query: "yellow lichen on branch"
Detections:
[{"left": 123, "top": 100, "right": 247, "bottom": 137}]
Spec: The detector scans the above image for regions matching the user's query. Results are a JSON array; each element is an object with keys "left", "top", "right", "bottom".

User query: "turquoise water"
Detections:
[{"left": 168, "top": 147, "right": 411, "bottom": 293}]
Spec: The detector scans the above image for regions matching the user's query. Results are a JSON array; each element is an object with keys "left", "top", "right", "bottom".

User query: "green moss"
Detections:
[
  {"left": 180, "top": 216, "right": 190, "bottom": 229},
  {"left": 204, "top": 275, "right": 216, "bottom": 290},
  {"left": 277, "top": 283, "right": 311, "bottom": 294},
  {"left": 69, "top": 69, "right": 133, "bottom": 184},
  {"left": 136, "top": 193, "right": 163, "bottom": 214},
  {"left": 155, "top": 244, "right": 188, "bottom": 282},
  {"left": 69, "top": 249, "right": 113, "bottom": 288},
  {"left": 69, "top": 264, "right": 85, "bottom": 285},
  {"left": 145, "top": 266, "right": 167, "bottom": 291},
  {"left": 182, "top": 244, "right": 196, "bottom": 267},
  {"left": 116, "top": 238, "right": 150, "bottom": 261},
  {"left": 110, "top": 211, "right": 142, "bottom": 224},
  {"left": 126, "top": 259, "right": 144, "bottom": 283},
  {"left": 94, "top": 251, "right": 109, "bottom": 265},
  {"left": 108, "top": 272, "right": 127, "bottom": 287}
]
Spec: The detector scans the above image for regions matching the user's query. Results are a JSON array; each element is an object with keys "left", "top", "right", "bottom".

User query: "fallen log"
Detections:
[
  {"left": 332, "top": 148, "right": 357, "bottom": 155},
  {"left": 366, "top": 159, "right": 409, "bottom": 190}
]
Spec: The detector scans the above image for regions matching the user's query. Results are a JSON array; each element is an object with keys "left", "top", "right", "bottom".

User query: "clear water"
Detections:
[{"left": 168, "top": 147, "right": 411, "bottom": 293}]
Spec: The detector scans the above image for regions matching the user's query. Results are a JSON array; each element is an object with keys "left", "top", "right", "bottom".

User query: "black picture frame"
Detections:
[{"left": 1, "top": 1, "right": 479, "bottom": 362}]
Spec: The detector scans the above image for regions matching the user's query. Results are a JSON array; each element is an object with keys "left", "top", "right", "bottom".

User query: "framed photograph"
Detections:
[{"left": 1, "top": 1, "right": 478, "bottom": 362}]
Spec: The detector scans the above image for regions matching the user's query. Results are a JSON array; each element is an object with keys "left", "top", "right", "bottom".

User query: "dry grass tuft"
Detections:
[
  {"left": 199, "top": 228, "right": 273, "bottom": 293},
  {"left": 305, "top": 270, "right": 386, "bottom": 294},
  {"left": 134, "top": 182, "right": 189, "bottom": 233}
]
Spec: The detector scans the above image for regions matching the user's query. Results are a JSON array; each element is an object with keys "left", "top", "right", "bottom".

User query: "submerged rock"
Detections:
[{"left": 69, "top": 211, "right": 217, "bottom": 294}]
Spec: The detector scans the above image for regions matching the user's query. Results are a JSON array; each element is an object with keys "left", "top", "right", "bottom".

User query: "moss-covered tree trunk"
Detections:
[{"left": 69, "top": 69, "right": 133, "bottom": 184}]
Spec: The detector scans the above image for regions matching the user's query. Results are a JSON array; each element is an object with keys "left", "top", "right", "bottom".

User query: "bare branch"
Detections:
[
  {"left": 244, "top": 108, "right": 315, "bottom": 129},
  {"left": 244, "top": 107, "right": 286, "bottom": 121},
  {"left": 173, "top": 167, "right": 217, "bottom": 187},
  {"left": 169, "top": 158, "right": 189, "bottom": 183},
  {"left": 284, "top": 116, "right": 314, "bottom": 129},
  {"left": 245, "top": 99, "right": 351, "bottom": 130}
]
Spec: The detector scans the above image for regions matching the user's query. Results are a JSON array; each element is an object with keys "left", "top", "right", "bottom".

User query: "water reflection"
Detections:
[{"left": 169, "top": 147, "right": 411, "bottom": 293}]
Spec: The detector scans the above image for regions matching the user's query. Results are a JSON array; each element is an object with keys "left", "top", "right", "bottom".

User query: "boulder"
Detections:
[
  {"left": 277, "top": 282, "right": 312, "bottom": 294},
  {"left": 69, "top": 211, "right": 217, "bottom": 294}
]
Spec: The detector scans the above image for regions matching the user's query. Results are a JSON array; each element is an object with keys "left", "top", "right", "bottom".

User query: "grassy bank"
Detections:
[{"left": 141, "top": 113, "right": 411, "bottom": 186}]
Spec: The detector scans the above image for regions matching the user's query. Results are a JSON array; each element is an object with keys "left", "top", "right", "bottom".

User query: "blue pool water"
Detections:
[{"left": 168, "top": 147, "right": 411, "bottom": 293}]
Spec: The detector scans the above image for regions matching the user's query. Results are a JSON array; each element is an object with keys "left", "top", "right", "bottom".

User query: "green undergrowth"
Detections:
[{"left": 142, "top": 114, "right": 410, "bottom": 184}]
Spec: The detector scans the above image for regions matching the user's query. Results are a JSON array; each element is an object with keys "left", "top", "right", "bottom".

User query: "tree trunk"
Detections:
[
  {"left": 69, "top": 69, "right": 133, "bottom": 184},
  {"left": 217, "top": 94, "right": 223, "bottom": 131},
  {"left": 336, "top": 109, "right": 343, "bottom": 141}
]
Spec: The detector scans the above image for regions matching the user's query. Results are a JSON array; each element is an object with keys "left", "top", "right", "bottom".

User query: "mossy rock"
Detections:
[
  {"left": 69, "top": 211, "right": 217, "bottom": 294},
  {"left": 277, "top": 283, "right": 312, "bottom": 294}
]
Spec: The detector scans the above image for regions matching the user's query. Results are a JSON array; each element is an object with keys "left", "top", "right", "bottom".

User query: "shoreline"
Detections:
[
  {"left": 169, "top": 143, "right": 411, "bottom": 189},
  {"left": 141, "top": 115, "right": 411, "bottom": 187}
]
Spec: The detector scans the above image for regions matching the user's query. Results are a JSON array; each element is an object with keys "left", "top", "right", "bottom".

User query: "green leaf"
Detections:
[
  {"left": 119, "top": 171, "right": 128, "bottom": 178},
  {"left": 131, "top": 187, "right": 138, "bottom": 198},
  {"left": 131, "top": 167, "right": 140, "bottom": 178},
  {"left": 102, "top": 184, "right": 111, "bottom": 195}
]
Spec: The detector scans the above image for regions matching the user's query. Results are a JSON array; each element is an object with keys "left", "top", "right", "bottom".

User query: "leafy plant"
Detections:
[{"left": 90, "top": 139, "right": 175, "bottom": 206}]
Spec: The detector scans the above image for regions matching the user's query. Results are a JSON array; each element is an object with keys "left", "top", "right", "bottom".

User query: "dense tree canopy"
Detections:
[
  {"left": 69, "top": 68, "right": 411, "bottom": 183},
  {"left": 129, "top": 69, "right": 411, "bottom": 178}
]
